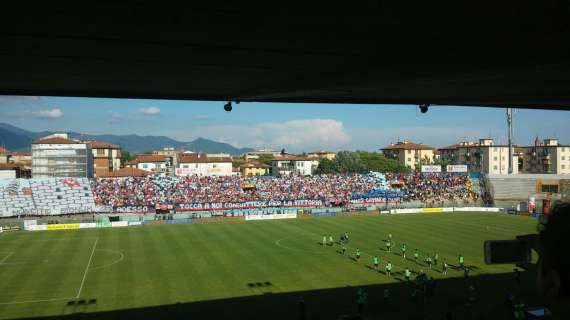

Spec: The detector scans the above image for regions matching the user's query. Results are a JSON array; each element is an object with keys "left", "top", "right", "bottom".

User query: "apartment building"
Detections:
[
  {"left": 381, "top": 141, "right": 434, "bottom": 169},
  {"left": 32, "top": 134, "right": 93, "bottom": 178}
]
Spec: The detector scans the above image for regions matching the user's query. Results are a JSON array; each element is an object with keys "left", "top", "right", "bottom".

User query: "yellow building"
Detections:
[
  {"left": 307, "top": 150, "right": 336, "bottom": 161},
  {"left": 381, "top": 140, "right": 434, "bottom": 169},
  {"left": 241, "top": 161, "right": 271, "bottom": 176}
]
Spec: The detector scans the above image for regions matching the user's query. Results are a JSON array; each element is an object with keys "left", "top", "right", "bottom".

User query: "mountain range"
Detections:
[{"left": 0, "top": 123, "right": 254, "bottom": 155}]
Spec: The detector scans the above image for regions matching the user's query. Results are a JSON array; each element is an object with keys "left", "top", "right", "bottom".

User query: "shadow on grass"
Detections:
[{"left": 16, "top": 270, "right": 540, "bottom": 320}]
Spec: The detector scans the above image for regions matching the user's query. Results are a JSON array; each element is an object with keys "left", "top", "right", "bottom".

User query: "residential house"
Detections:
[
  {"left": 520, "top": 138, "right": 570, "bottom": 174},
  {"left": 175, "top": 153, "right": 233, "bottom": 176},
  {"left": 128, "top": 154, "right": 171, "bottom": 175},
  {"left": 88, "top": 141, "right": 122, "bottom": 177},
  {"left": 271, "top": 156, "right": 318, "bottom": 176},
  {"left": 381, "top": 141, "right": 435, "bottom": 170},
  {"left": 241, "top": 161, "right": 271, "bottom": 176},
  {"left": 439, "top": 139, "right": 518, "bottom": 174}
]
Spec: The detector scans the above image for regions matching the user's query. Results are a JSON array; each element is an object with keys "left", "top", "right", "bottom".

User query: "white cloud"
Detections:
[
  {"left": 175, "top": 119, "right": 351, "bottom": 152},
  {"left": 108, "top": 112, "right": 125, "bottom": 124},
  {"left": 139, "top": 107, "right": 161, "bottom": 115},
  {"left": 25, "top": 108, "right": 64, "bottom": 119}
]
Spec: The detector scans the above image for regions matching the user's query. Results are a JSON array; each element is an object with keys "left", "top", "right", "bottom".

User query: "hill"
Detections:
[{"left": 0, "top": 123, "right": 254, "bottom": 155}]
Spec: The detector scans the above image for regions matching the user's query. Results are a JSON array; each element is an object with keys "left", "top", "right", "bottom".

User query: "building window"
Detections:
[
  {"left": 407, "top": 158, "right": 411, "bottom": 162},
  {"left": 96, "top": 149, "right": 105, "bottom": 156},
  {"left": 407, "top": 150, "right": 411, "bottom": 154},
  {"left": 562, "top": 147, "right": 566, "bottom": 152},
  {"left": 493, "top": 156, "right": 498, "bottom": 161},
  {"left": 143, "top": 164, "right": 148, "bottom": 169},
  {"left": 493, "top": 165, "right": 498, "bottom": 170},
  {"left": 562, "top": 165, "right": 566, "bottom": 169},
  {"left": 541, "top": 184, "right": 559, "bottom": 193},
  {"left": 562, "top": 156, "right": 566, "bottom": 161}
]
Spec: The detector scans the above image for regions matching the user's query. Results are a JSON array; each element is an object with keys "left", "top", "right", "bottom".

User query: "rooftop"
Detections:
[
  {"left": 382, "top": 141, "right": 434, "bottom": 150},
  {"left": 32, "top": 137, "right": 81, "bottom": 145},
  {"left": 133, "top": 154, "right": 167, "bottom": 163},
  {"left": 0, "top": 147, "right": 10, "bottom": 154},
  {"left": 88, "top": 141, "right": 121, "bottom": 149},
  {"left": 272, "top": 156, "right": 315, "bottom": 161},
  {"left": 240, "top": 161, "right": 271, "bottom": 168},
  {"left": 97, "top": 167, "right": 151, "bottom": 177},
  {"left": 178, "top": 153, "right": 232, "bottom": 163}
]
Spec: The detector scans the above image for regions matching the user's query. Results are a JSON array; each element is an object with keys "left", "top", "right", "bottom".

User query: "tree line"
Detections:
[{"left": 315, "top": 151, "right": 410, "bottom": 174}]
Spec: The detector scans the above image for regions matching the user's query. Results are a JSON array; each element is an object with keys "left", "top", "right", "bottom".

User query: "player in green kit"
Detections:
[
  {"left": 373, "top": 256, "right": 379, "bottom": 271},
  {"left": 401, "top": 243, "right": 407, "bottom": 259},
  {"left": 385, "top": 261, "right": 393, "bottom": 277},
  {"left": 426, "top": 255, "right": 433, "bottom": 270},
  {"left": 414, "top": 249, "right": 419, "bottom": 263},
  {"left": 322, "top": 234, "right": 327, "bottom": 246},
  {"left": 342, "top": 244, "right": 347, "bottom": 255},
  {"left": 458, "top": 254, "right": 465, "bottom": 269},
  {"left": 433, "top": 252, "right": 439, "bottom": 267},
  {"left": 386, "top": 240, "right": 391, "bottom": 252},
  {"left": 442, "top": 259, "right": 448, "bottom": 275},
  {"left": 328, "top": 235, "right": 333, "bottom": 246},
  {"left": 355, "top": 248, "right": 361, "bottom": 261},
  {"left": 405, "top": 267, "right": 412, "bottom": 282}
]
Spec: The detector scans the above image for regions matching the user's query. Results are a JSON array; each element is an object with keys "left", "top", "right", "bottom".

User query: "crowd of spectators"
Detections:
[
  {"left": 91, "top": 172, "right": 479, "bottom": 207},
  {"left": 386, "top": 173, "right": 479, "bottom": 203}
]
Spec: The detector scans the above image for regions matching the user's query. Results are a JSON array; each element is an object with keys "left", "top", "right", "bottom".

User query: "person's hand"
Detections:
[{"left": 515, "top": 234, "right": 539, "bottom": 271}]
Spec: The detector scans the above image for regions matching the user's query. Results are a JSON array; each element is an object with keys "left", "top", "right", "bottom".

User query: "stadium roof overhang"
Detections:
[{"left": 1, "top": 2, "right": 569, "bottom": 110}]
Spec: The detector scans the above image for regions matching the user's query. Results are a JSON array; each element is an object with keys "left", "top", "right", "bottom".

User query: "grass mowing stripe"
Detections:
[
  {"left": 159, "top": 225, "right": 209, "bottom": 302},
  {"left": 0, "top": 232, "right": 61, "bottom": 303},
  {"left": 186, "top": 225, "right": 240, "bottom": 300},
  {"left": 213, "top": 223, "right": 277, "bottom": 293}
]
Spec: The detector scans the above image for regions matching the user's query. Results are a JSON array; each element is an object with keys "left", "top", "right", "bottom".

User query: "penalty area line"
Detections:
[{"left": 76, "top": 237, "right": 99, "bottom": 299}]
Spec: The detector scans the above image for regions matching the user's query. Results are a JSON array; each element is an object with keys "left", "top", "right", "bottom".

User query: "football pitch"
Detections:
[{"left": 0, "top": 212, "right": 538, "bottom": 320}]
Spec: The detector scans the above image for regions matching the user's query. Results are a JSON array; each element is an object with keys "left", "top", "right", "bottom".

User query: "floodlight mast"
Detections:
[{"left": 507, "top": 108, "right": 513, "bottom": 174}]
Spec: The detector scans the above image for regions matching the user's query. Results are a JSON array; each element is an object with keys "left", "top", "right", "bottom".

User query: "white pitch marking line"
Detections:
[
  {"left": 76, "top": 237, "right": 99, "bottom": 299},
  {"left": 0, "top": 296, "right": 74, "bottom": 306},
  {"left": 0, "top": 252, "right": 14, "bottom": 264},
  {"left": 89, "top": 249, "right": 124, "bottom": 271}
]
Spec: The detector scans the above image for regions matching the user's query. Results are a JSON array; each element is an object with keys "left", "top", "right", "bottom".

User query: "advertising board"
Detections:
[
  {"left": 421, "top": 165, "right": 442, "bottom": 173},
  {"left": 421, "top": 207, "right": 444, "bottom": 213},
  {"left": 46, "top": 223, "right": 80, "bottom": 231},
  {"left": 446, "top": 165, "right": 468, "bottom": 173}
]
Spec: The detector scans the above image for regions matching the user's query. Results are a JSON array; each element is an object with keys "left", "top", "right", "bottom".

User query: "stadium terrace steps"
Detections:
[
  {"left": 487, "top": 175, "right": 538, "bottom": 200},
  {"left": 0, "top": 178, "right": 95, "bottom": 217}
]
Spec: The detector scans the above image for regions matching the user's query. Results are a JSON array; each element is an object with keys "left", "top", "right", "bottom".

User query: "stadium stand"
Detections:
[
  {"left": 487, "top": 174, "right": 567, "bottom": 201},
  {"left": 0, "top": 179, "right": 35, "bottom": 217},
  {"left": 30, "top": 178, "right": 96, "bottom": 215},
  {"left": 0, "top": 173, "right": 481, "bottom": 217}
]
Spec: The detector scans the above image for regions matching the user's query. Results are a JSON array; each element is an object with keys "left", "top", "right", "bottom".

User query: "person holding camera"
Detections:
[{"left": 535, "top": 203, "right": 570, "bottom": 320}]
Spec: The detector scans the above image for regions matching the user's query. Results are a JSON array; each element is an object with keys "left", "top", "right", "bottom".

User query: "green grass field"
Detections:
[{"left": 0, "top": 212, "right": 539, "bottom": 320}]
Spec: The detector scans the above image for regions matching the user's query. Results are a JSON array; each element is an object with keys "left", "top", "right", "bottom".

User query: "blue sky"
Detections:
[{"left": 1, "top": 95, "right": 569, "bottom": 153}]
